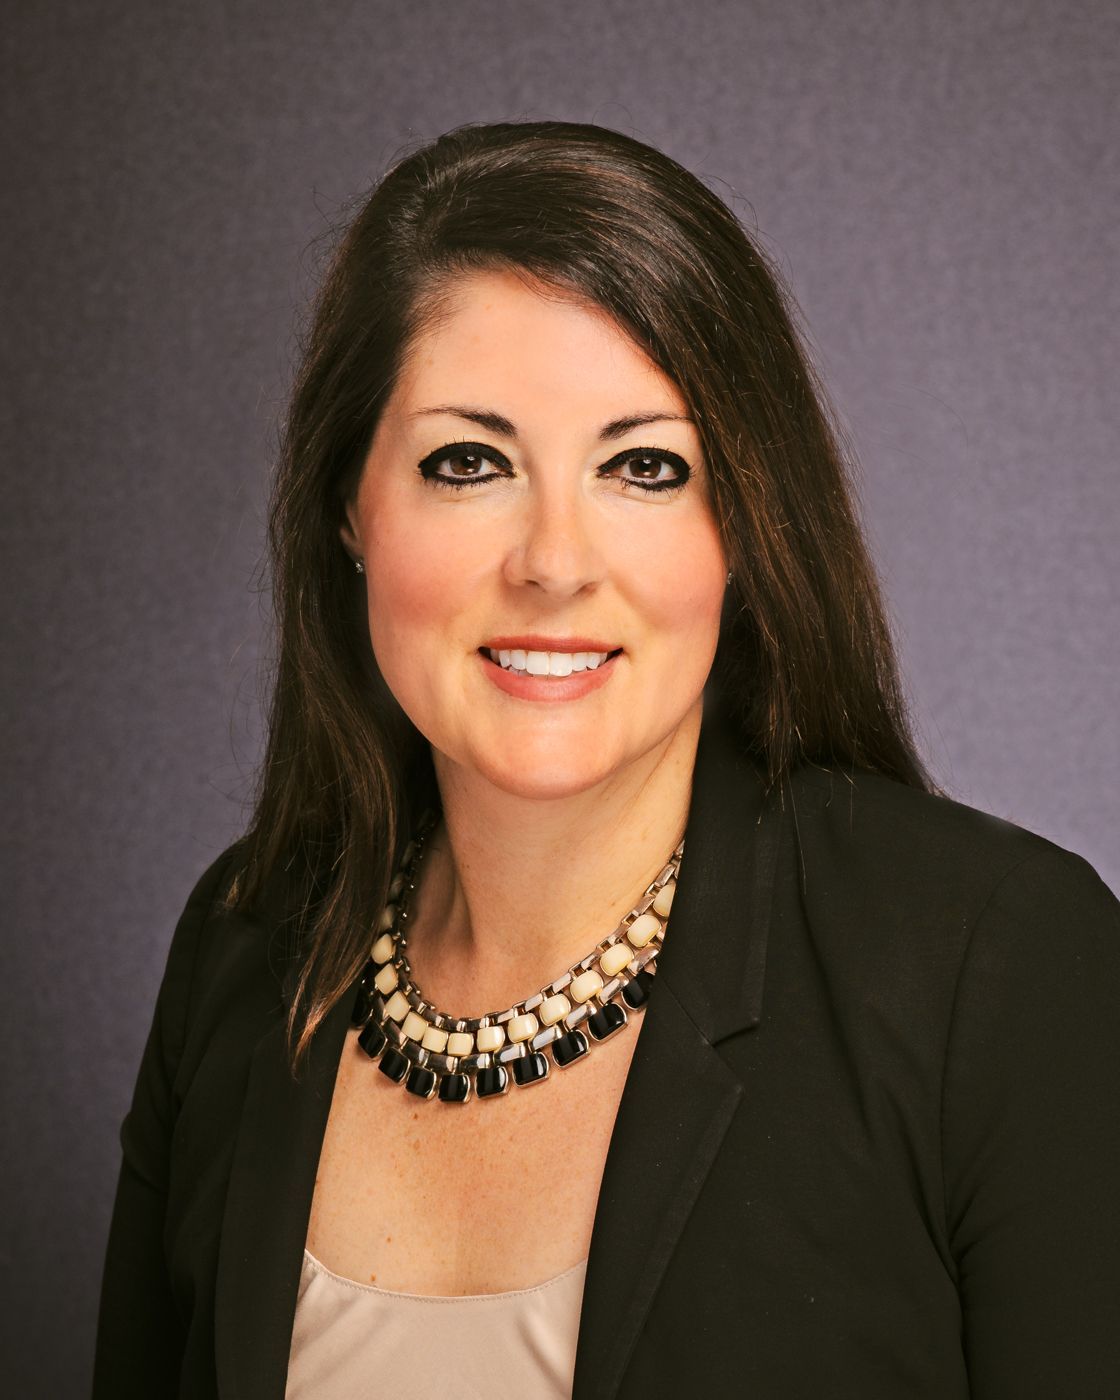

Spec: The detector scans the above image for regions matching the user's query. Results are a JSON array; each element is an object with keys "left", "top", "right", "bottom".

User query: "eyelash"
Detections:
[{"left": 416, "top": 442, "right": 692, "bottom": 495}]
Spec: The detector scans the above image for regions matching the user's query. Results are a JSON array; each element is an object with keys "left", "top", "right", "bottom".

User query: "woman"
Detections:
[{"left": 93, "top": 121, "right": 1120, "bottom": 1399}]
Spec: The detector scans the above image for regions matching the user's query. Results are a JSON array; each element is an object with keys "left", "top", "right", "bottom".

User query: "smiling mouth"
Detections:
[{"left": 478, "top": 646, "right": 624, "bottom": 677}]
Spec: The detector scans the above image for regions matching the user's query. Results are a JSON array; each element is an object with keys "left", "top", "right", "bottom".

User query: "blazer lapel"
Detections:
[
  {"left": 571, "top": 698, "right": 784, "bottom": 1400},
  {"left": 214, "top": 975, "right": 353, "bottom": 1400}
]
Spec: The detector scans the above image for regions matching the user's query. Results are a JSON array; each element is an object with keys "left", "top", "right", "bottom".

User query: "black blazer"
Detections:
[{"left": 93, "top": 704, "right": 1120, "bottom": 1399}]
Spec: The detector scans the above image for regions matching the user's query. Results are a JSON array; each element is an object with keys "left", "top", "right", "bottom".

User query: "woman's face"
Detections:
[{"left": 341, "top": 266, "right": 728, "bottom": 801}]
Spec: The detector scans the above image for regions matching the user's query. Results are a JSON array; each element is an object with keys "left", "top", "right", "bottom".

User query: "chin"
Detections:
[{"left": 476, "top": 751, "right": 621, "bottom": 801}]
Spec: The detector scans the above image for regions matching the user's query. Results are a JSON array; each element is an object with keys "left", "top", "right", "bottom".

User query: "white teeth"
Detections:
[{"left": 486, "top": 648, "right": 614, "bottom": 675}]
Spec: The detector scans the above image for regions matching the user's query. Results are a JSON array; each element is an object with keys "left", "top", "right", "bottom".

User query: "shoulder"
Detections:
[
  {"left": 182, "top": 839, "right": 250, "bottom": 921},
  {"left": 784, "top": 760, "right": 1113, "bottom": 911},
  {"left": 156, "top": 837, "right": 296, "bottom": 1060},
  {"left": 151, "top": 841, "right": 249, "bottom": 1023},
  {"left": 771, "top": 761, "right": 1118, "bottom": 1011},
  {"left": 167, "top": 837, "right": 253, "bottom": 972}
]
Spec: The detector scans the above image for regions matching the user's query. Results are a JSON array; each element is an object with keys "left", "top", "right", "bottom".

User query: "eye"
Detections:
[
  {"left": 603, "top": 449, "right": 692, "bottom": 494},
  {"left": 416, "top": 442, "right": 509, "bottom": 490}
]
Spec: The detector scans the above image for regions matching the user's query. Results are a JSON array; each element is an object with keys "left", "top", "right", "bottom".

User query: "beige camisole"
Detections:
[{"left": 285, "top": 1247, "right": 590, "bottom": 1399}]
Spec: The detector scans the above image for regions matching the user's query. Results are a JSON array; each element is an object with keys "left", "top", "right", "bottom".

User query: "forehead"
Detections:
[{"left": 391, "top": 267, "right": 689, "bottom": 421}]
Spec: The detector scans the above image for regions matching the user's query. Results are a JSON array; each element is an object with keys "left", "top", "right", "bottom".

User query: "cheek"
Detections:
[
  {"left": 363, "top": 507, "right": 490, "bottom": 649},
  {"left": 641, "top": 517, "right": 727, "bottom": 639}
]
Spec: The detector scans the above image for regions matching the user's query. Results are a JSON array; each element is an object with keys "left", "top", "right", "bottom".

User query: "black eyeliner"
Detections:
[
  {"left": 416, "top": 440, "right": 691, "bottom": 493},
  {"left": 599, "top": 446, "right": 691, "bottom": 493}
]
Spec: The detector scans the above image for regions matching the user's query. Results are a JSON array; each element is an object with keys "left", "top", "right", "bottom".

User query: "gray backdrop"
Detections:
[{"left": 2, "top": 0, "right": 1117, "bottom": 1393}]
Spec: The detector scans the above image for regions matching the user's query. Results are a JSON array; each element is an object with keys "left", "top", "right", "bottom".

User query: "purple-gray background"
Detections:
[{"left": 2, "top": 1, "right": 1117, "bottom": 1392}]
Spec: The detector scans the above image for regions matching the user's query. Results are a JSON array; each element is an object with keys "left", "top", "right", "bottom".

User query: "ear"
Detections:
[{"left": 338, "top": 496, "right": 363, "bottom": 563}]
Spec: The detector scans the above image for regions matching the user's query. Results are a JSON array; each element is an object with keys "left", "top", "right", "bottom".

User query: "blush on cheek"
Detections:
[
  {"left": 368, "top": 529, "right": 447, "bottom": 616},
  {"left": 364, "top": 531, "right": 480, "bottom": 674},
  {"left": 652, "top": 547, "right": 726, "bottom": 623}
]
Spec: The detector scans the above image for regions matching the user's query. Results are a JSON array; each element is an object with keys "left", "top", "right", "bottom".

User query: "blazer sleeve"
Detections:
[
  {"left": 942, "top": 845, "right": 1120, "bottom": 1399},
  {"left": 91, "top": 843, "right": 244, "bottom": 1399}
]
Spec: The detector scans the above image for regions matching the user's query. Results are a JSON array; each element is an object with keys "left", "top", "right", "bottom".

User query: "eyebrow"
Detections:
[{"left": 409, "top": 405, "right": 694, "bottom": 441}]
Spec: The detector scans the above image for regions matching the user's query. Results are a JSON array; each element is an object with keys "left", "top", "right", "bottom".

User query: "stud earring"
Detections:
[
  {"left": 726, "top": 570, "right": 733, "bottom": 586},
  {"left": 355, "top": 559, "right": 365, "bottom": 574}
]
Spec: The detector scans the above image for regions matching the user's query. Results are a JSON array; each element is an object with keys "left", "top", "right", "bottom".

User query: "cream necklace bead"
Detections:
[{"left": 350, "top": 807, "right": 683, "bottom": 1104}]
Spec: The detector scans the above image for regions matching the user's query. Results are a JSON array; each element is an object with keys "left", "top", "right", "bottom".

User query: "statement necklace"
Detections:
[{"left": 350, "top": 807, "right": 682, "bottom": 1103}]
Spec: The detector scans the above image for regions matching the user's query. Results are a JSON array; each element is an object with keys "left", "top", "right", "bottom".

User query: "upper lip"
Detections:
[{"left": 480, "top": 636, "right": 622, "bottom": 653}]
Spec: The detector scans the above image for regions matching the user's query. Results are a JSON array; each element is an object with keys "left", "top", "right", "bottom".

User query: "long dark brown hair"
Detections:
[{"left": 227, "top": 120, "right": 939, "bottom": 1071}]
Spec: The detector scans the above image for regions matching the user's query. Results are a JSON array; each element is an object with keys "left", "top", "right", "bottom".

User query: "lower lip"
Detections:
[{"left": 478, "top": 649, "right": 622, "bottom": 701}]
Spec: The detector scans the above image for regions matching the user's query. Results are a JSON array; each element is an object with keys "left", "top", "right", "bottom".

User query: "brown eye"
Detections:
[
  {"left": 607, "top": 450, "right": 691, "bottom": 494},
  {"left": 417, "top": 442, "right": 508, "bottom": 490},
  {"left": 442, "top": 453, "right": 488, "bottom": 479}
]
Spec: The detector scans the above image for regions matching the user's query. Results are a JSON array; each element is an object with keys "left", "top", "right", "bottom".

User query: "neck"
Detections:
[{"left": 404, "top": 703, "right": 702, "bottom": 1016}]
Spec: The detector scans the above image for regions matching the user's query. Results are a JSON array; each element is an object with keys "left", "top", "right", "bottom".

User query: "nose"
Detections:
[{"left": 502, "top": 475, "right": 607, "bottom": 596}]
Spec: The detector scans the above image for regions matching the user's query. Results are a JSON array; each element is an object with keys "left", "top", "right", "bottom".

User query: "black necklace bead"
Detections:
[
  {"left": 622, "top": 968, "right": 656, "bottom": 1009},
  {"left": 587, "top": 1001, "right": 627, "bottom": 1040},
  {"left": 438, "top": 1073, "right": 470, "bottom": 1103},
  {"left": 357, "top": 1020, "right": 387, "bottom": 1058},
  {"left": 406, "top": 1066, "right": 437, "bottom": 1099},
  {"left": 512, "top": 1051, "right": 550, "bottom": 1086},
  {"left": 476, "top": 1065, "right": 509, "bottom": 1097},
  {"left": 378, "top": 1046, "right": 409, "bottom": 1083},
  {"left": 552, "top": 1029, "right": 590, "bottom": 1067},
  {"left": 350, "top": 987, "right": 368, "bottom": 1026}
]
